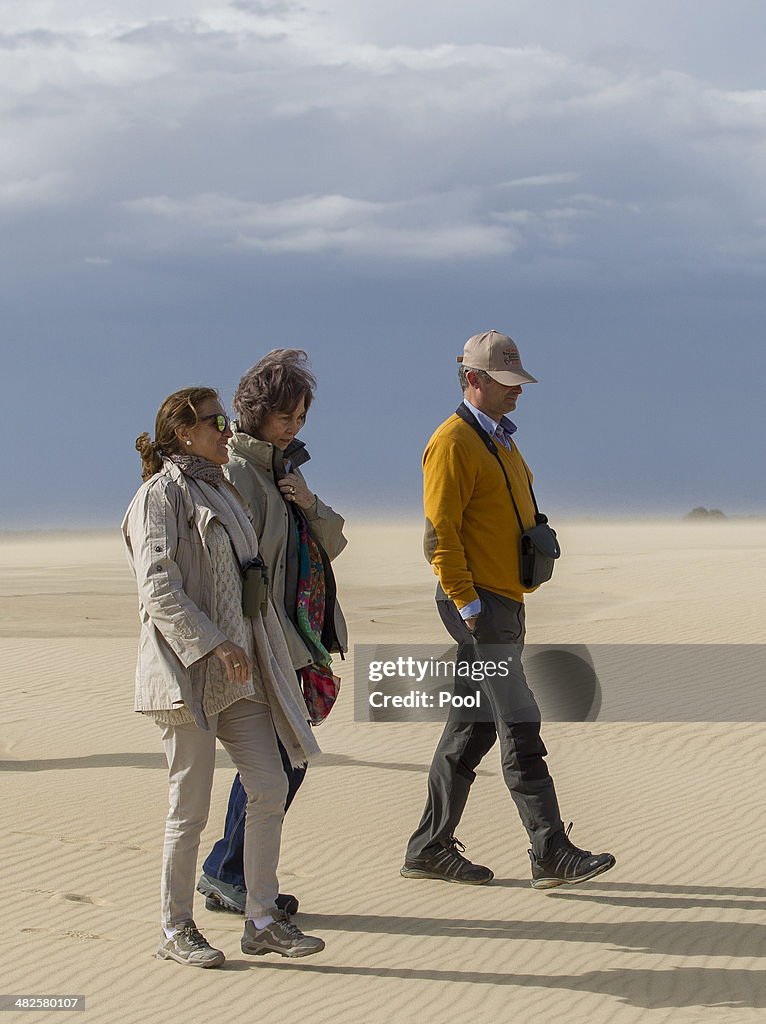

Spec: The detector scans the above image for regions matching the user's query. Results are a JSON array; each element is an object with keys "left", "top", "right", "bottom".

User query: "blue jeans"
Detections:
[{"left": 202, "top": 737, "right": 307, "bottom": 887}]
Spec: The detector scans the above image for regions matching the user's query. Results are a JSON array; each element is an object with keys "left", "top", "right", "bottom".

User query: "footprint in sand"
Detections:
[
  {"left": 12, "top": 830, "right": 148, "bottom": 853},
  {"left": 57, "top": 892, "right": 108, "bottom": 906},
  {"left": 21, "top": 927, "right": 111, "bottom": 941},
  {"left": 22, "top": 888, "right": 109, "bottom": 907}
]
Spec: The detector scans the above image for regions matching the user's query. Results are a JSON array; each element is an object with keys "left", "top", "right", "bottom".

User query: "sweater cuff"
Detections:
[{"left": 451, "top": 587, "right": 480, "bottom": 611}]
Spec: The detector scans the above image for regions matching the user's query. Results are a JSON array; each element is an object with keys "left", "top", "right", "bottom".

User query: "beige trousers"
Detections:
[{"left": 155, "top": 698, "right": 288, "bottom": 927}]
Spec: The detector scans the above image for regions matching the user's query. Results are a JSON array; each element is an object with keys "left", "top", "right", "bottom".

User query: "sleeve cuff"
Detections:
[
  {"left": 174, "top": 628, "right": 228, "bottom": 668},
  {"left": 303, "top": 494, "right": 321, "bottom": 520},
  {"left": 459, "top": 598, "right": 482, "bottom": 620}
]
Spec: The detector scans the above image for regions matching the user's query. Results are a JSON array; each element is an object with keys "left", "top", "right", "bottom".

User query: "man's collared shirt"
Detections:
[
  {"left": 458, "top": 400, "right": 518, "bottom": 621},
  {"left": 462, "top": 398, "right": 516, "bottom": 451}
]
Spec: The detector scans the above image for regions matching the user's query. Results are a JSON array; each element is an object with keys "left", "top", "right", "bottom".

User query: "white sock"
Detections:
[
  {"left": 163, "top": 926, "right": 179, "bottom": 939},
  {"left": 249, "top": 915, "right": 274, "bottom": 930}
]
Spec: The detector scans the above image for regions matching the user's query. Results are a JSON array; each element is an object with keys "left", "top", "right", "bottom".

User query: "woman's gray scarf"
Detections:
[
  {"left": 182, "top": 468, "right": 319, "bottom": 767},
  {"left": 168, "top": 454, "right": 226, "bottom": 486}
]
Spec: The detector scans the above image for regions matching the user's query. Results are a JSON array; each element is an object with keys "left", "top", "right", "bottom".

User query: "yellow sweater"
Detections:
[{"left": 423, "top": 412, "right": 538, "bottom": 608}]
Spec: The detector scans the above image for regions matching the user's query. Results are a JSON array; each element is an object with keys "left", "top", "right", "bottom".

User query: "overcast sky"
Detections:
[{"left": 1, "top": 0, "right": 765, "bottom": 526}]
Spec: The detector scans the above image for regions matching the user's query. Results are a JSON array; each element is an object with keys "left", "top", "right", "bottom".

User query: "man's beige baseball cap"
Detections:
[{"left": 457, "top": 330, "right": 538, "bottom": 386}]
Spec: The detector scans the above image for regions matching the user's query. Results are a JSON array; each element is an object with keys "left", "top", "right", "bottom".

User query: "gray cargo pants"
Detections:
[{"left": 406, "top": 586, "right": 563, "bottom": 862}]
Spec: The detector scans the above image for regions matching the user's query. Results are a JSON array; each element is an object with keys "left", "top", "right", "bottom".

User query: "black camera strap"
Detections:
[{"left": 454, "top": 403, "right": 542, "bottom": 530}]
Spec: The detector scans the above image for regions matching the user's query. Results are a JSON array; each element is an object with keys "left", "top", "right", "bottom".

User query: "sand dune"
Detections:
[{"left": 1, "top": 520, "right": 765, "bottom": 1022}]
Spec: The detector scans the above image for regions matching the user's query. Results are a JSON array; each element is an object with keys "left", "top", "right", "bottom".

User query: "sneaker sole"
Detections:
[
  {"left": 196, "top": 878, "right": 245, "bottom": 914},
  {"left": 400, "top": 866, "right": 494, "bottom": 885},
  {"left": 203, "top": 894, "right": 244, "bottom": 914},
  {"left": 156, "top": 947, "right": 226, "bottom": 968},
  {"left": 241, "top": 940, "right": 325, "bottom": 959},
  {"left": 200, "top": 887, "right": 299, "bottom": 917},
  {"left": 530, "top": 855, "right": 616, "bottom": 890}
]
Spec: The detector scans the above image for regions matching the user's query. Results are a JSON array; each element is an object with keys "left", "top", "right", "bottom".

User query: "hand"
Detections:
[
  {"left": 212, "top": 641, "right": 251, "bottom": 685},
  {"left": 464, "top": 615, "right": 479, "bottom": 633},
  {"left": 278, "top": 472, "right": 315, "bottom": 510}
]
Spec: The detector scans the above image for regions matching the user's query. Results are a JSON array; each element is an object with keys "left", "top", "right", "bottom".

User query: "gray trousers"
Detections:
[
  {"left": 156, "top": 698, "right": 288, "bottom": 928},
  {"left": 406, "top": 587, "right": 563, "bottom": 862}
]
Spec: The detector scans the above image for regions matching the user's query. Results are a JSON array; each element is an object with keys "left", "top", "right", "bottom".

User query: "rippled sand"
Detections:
[{"left": 1, "top": 520, "right": 765, "bottom": 1023}]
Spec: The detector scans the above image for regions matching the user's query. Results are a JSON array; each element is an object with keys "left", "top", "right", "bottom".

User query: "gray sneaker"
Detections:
[
  {"left": 197, "top": 873, "right": 300, "bottom": 916},
  {"left": 197, "top": 873, "right": 247, "bottom": 913},
  {"left": 156, "top": 921, "right": 225, "bottom": 968},
  {"left": 241, "top": 909, "right": 325, "bottom": 958}
]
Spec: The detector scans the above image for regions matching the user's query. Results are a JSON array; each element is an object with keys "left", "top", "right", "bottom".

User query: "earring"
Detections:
[{"left": 185, "top": 440, "right": 192, "bottom": 446}]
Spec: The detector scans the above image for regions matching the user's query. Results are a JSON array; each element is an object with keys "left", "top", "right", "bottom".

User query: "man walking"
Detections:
[{"left": 401, "top": 330, "right": 615, "bottom": 889}]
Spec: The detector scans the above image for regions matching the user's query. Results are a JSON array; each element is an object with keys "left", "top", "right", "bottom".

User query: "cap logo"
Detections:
[{"left": 503, "top": 347, "right": 520, "bottom": 367}]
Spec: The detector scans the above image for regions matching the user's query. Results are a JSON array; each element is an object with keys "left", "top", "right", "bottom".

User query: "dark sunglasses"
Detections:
[{"left": 199, "top": 413, "right": 232, "bottom": 432}]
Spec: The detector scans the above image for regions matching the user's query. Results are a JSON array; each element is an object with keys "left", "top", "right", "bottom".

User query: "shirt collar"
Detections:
[{"left": 462, "top": 399, "right": 517, "bottom": 440}]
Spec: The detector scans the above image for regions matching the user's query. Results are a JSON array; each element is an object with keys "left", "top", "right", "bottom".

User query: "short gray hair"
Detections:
[{"left": 458, "top": 364, "right": 492, "bottom": 391}]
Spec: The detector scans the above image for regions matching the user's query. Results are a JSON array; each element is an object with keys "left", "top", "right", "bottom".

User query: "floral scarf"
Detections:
[{"left": 293, "top": 512, "right": 340, "bottom": 725}]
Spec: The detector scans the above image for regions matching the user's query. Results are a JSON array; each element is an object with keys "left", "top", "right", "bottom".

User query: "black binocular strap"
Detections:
[{"left": 454, "top": 404, "right": 541, "bottom": 531}]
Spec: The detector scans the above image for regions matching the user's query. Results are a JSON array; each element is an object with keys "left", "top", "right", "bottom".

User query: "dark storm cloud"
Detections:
[{"left": 0, "top": 0, "right": 764, "bottom": 523}]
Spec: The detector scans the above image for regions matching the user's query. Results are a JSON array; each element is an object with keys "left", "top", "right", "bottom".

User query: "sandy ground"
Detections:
[{"left": 1, "top": 519, "right": 766, "bottom": 1023}]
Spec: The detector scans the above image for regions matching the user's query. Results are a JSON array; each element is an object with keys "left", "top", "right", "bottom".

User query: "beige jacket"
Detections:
[
  {"left": 122, "top": 459, "right": 321, "bottom": 763},
  {"left": 122, "top": 460, "right": 232, "bottom": 726},
  {"left": 225, "top": 431, "right": 348, "bottom": 670}
]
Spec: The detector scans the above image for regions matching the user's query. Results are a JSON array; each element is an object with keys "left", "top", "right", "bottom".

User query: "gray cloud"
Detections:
[
  {"left": 122, "top": 188, "right": 542, "bottom": 259},
  {"left": 1, "top": 0, "right": 766, "bottom": 524},
  {"left": 0, "top": 1, "right": 764, "bottom": 281}
]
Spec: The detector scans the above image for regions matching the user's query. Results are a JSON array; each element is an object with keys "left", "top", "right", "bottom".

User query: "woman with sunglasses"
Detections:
[
  {"left": 123, "top": 386, "right": 325, "bottom": 967},
  {"left": 196, "top": 350, "right": 347, "bottom": 918}
]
